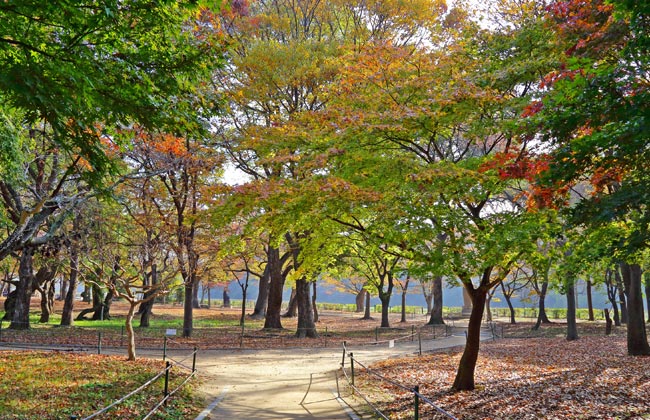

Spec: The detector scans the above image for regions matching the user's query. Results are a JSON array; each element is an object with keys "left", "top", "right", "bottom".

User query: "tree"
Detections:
[
  {"left": 531, "top": 0, "right": 650, "bottom": 355},
  {"left": 0, "top": 1, "right": 223, "bottom": 261}
]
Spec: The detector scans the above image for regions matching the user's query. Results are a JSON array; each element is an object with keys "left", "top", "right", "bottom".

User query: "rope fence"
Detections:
[
  {"left": 340, "top": 340, "right": 458, "bottom": 420},
  {"left": 70, "top": 347, "right": 199, "bottom": 420}
]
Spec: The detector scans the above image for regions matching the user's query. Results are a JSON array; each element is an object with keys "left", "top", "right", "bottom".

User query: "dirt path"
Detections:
[{"left": 189, "top": 332, "right": 476, "bottom": 419}]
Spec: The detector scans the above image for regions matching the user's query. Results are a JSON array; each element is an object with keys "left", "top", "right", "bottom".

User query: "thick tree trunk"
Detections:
[
  {"left": 38, "top": 282, "right": 55, "bottom": 323},
  {"left": 451, "top": 285, "right": 487, "bottom": 391},
  {"left": 10, "top": 247, "right": 35, "bottom": 330},
  {"left": 566, "top": 280, "right": 578, "bottom": 341},
  {"left": 223, "top": 287, "right": 231, "bottom": 308},
  {"left": 192, "top": 280, "right": 200, "bottom": 309},
  {"left": 182, "top": 282, "right": 194, "bottom": 337},
  {"left": 379, "top": 293, "right": 391, "bottom": 328},
  {"left": 82, "top": 284, "right": 91, "bottom": 302},
  {"left": 240, "top": 283, "right": 248, "bottom": 326},
  {"left": 264, "top": 247, "right": 284, "bottom": 329},
  {"left": 283, "top": 288, "right": 297, "bottom": 317},
  {"left": 400, "top": 289, "right": 407, "bottom": 323},
  {"left": 620, "top": 263, "right": 650, "bottom": 355},
  {"left": 295, "top": 278, "right": 317, "bottom": 338},
  {"left": 139, "top": 264, "right": 157, "bottom": 328},
  {"left": 251, "top": 266, "right": 270, "bottom": 319},
  {"left": 604, "top": 309, "right": 612, "bottom": 335},
  {"left": 362, "top": 290, "right": 372, "bottom": 320},
  {"left": 427, "top": 276, "right": 444, "bottom": 325},
  {"left": 2, "top": 289, "right": 17, "bottom": 321},
  {"left": 312, "top": 281, "right": 319, "bottom": 323},
  {"left": 586, "top": 279, "right": 595, "bottom": 321},
  {"left": 355, "top": 289, "right": 366, "bottom": 313}
]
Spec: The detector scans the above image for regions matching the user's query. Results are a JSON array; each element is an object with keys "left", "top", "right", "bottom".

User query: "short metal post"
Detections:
[
  {"left": 163, "top": 336, "right": 167, "bottom": 361},
  {"left": 341, "top": 341, "right": 346, "bottom": 368},
  {"left": 414, "top": 385, "right": 420, "bottom": 420},
  {"left": 418, "top": 330, "right": 422, "bottom": 356},
  {"left": 350, "top": 352, "right": 355, "bottom": 387},
  {"left": 97, "top": 331, "right": 102, "bottom": 355},
  {"left": 164, "top": 361, "right": 170, "bottom": 406},
  {"left": 192, "top": 347, "right": 197, "bottom": 373}
]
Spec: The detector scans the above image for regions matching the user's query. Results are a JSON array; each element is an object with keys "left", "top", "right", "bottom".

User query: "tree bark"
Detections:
[
  {"left": 182, "top": 282, "right": 194, "bottom": 337},
  {"left": 619, "top": 263, "right": 650, "bottom": 355},
  {"left": 605, "top": 268, "right": 621, "bottom": 326},
  {"left": 500, "top": 282, "right": 516, "bottom": 324},
  {"left": 250, "top": 265, "right": 270, "bottom": 319},
  {"left": 192, "top": 279, "right": 200, "bottom": 309},
  {"left": 139, "top": 263, "right": 157, "bottom": 328},
  {"left": 355, "top": 289, "right": 366, "bottom": 313},
  {"left": 223, "top": 287, "right": 231, "bottom": 308},
  {"left": 312, "top": 281, "right": 319, "bottom": 323},
  {"left": 451, "top": 284, "right": 487, "bottom": 391},
  {"left": 586, "top": 279, "right": 595, "bottom": 321},
  {"left": 604, "top": 309, "right": 612, "bottom": 335},
  {"left": 400, "top": 289, "right": 407, "bottom": 323},
  {"left": 645, "top": 272, "right": 650, "bottom": 323},
  {"left": 615, "top": 268, "right": 628, "bottom": 324},
  {"left": 427, "top": 276, "right": 444, "bottom": 325},
  {"left": 283, "top": 288, "right": 297, "bottom": 317},
  {"left": 362, "top": 289, "right": 372, "bottom": 320},
  {"left": 59, "top": 279, "right": 68, "bottom": 302},
  {"left": 566, "top": 279, "right": 578, "bottom": 341},
  {"left": 126, "top": 302, "right": 137, "bottom": 361},
  {"left": 10, "top": 246, "right": 35, "bottom": 330},
  {"left": 533, "top": 279, "right": 551, "bottom": 330},
  {"left": 295, "top": 278, "right": 317, "bottom": 338},
  {"left": 264, "top": 247, "right": 284, "bottom": 329}
]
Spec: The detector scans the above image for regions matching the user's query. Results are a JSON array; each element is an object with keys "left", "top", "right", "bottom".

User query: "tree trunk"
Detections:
[
  {"left": 604, "top": 309, "right": 612, "bottom": 335},
  {"left": 295, "top": 278, "right": 317, "bottom": 338},
  {"left": 451, "top": 285, "right": 487, "bottom": 391},
  {"left": 2, "top": 289, "right": 16, "bottom": 321},
  {"left": 421, "top": 281, "right": 433, "bottom": 315},
  {"left": 645, "top": 273, "right": 650, "bottom": 323},
  {"left": 82, "top": 283, "right": 91, "bottom": 303},
  {"left": 427, "top": 276, "right": 444, "bottom": 325},
  {"left": 586, "top": 279, "right": 595, "bottom": 321},
  {"left": 126, "top": 302, "right": 137, "bottom": 361},
  {"left": 59, "top": 279, "right": 68, "bottom": 302},
  {"left": 355, "top": 289, "right": 366, "bottom": 313},
  {"left": 223, "top": 287, "right": 231, "bottom": 308},
  {"left": 400, "top": 288, "right": 407, "bottom": 323},
  {"left": 264, "top": 247, "right": 284, "bottom": 329},
  {"left": 283, "top": 288, "right": 297, "bottom": 317},
  {"left": 192, "top": 279, "right": 200, "bottom": 309},
  {"left": 312, "top": 281, "right": 319, "bottom": 323},
  {"left": 615, "top": 268, "right": 628, "bottom": 324},
  {"left": 533, "top": 279, "right": 551, "bottom": 330},
  {"left": 566, "top": 280, "right": 578, "bottom": 341},
  {"left": 182, "top": 282, "right": 194, "bottom": 337},
  {"left": 250, "top": 265, "right": 270, "bottom": 319},
  {"left": 619, "top": 263, "right": 650, "bottom": 355},
  {"left": 240, "top": 282, "right": 248, "bottom": 326},
  {"left": 139, "top": 264, "right": 157, "bottom": 328},
  {"left": 10, "top": 247, "right": 35, "bottom": 330},
  {"left": 379, "top": 293, "right": 391, "bottom": 328},
  {"left": 362, "top": 289, "right": 372, "bottom": 320},
  {"left": 501, "top": 282, "right": 516, "bottom": 324}
]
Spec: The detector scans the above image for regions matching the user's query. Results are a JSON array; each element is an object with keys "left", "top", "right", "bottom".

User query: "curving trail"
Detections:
[{"left": 190, "top": 332, "right": 474, "bottom": 419}]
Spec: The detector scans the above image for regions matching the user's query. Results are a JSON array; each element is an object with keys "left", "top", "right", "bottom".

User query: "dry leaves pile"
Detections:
[{"left": 357, "top": 336, "right": 650, "bottom": 419}]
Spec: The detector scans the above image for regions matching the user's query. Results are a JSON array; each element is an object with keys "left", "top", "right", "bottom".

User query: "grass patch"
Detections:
[{"left": 0, "top": 351, "right": 203, "bottom": 419}]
